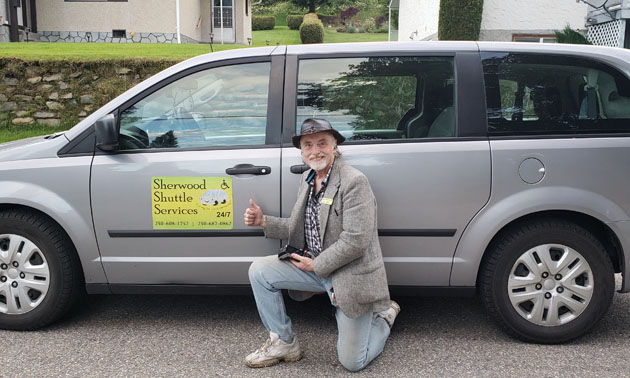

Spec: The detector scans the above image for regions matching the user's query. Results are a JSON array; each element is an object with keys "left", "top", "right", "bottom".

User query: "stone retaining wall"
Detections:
[
  {"left": 0, "top": 59, "right": 176, "bottom": 129},
  {"left": 39, "top": 31, "right": 198, "bottom": 44}
]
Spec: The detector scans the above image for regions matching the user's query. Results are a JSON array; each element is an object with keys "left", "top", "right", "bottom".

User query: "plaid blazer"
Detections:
[{"left": 264, "top": 158, "right": 390, "bottom": 318}]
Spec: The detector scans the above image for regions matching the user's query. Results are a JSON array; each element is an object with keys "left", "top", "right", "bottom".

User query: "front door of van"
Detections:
[
  {"left": 281, "top": 51, "right": 491, "bottom": 287},
  {"left": 91, "top": 57, "right": 284, "bottom": 286}
]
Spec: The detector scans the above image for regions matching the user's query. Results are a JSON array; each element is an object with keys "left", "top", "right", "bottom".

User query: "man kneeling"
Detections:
[{"left": 244, "top": 118, "right": 399, "bottom": 372}]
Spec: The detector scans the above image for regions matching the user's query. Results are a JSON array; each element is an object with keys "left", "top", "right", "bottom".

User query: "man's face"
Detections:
[{"left": 300, "top": 132, "right": 336, "bottom": 172}]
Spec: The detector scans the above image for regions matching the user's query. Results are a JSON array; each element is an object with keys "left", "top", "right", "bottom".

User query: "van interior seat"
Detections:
[
  {"left": 405, "top": 83, "right": 454, "bottom": 138},
  {"left": 427, "top": 106, "right": 456, "bottom": 137}
]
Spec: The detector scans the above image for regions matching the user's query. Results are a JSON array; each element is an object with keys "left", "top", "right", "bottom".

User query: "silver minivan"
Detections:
[{"left": 2, "top": 41, "right": 630, "bottom": 343}]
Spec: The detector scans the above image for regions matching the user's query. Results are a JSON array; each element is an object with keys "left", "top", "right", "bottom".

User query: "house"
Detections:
[
  {"left": 392, "top": 0, "right": 588, "bottom": 43},
  {"left": 0, "top": 0, "right": 252, "bottom": 44}
]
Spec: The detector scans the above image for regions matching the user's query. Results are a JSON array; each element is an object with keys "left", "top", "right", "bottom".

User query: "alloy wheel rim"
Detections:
[
  {"left": 508, "top": 243, "right": 594, "bottom": 326},
  {"left": 0, "top": 234, "right": 50, "bottom": 315}
]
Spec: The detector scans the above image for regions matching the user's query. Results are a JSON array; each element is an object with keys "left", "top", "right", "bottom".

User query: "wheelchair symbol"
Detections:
[{"left": 221, "top": 180, "right": 230, "bottom": 190}]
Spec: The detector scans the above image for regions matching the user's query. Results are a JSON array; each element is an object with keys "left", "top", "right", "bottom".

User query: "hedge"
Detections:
[
  {"left": 287, "top": 14, "right": 304, "bottom": 30},
  {"left": 252, "top": 15, "right": 275, "bottom": 31},
  {"left": 317, "top": 14, "right": 339, "bottom": 26},
  {"left": 300, "top": 13, "right": 324, "bottom": 44},
  {"left": 303, "top": 13, "right": 319, "bottom": 23},
  {"left": 438, "top": 0, "right": 483, "bottom": 41}
]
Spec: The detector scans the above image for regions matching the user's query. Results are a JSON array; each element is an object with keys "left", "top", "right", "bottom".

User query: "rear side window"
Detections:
[
  {"left": 297, "top": 56, "right": 455, "bottom": 141},
  {"left": 482, "top": 52, "right": 630, "bottom": 135}
]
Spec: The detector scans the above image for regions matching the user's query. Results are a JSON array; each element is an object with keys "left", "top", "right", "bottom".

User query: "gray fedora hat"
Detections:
[{"left": 292, "top": 118, "right": 346, "bottom": 149}]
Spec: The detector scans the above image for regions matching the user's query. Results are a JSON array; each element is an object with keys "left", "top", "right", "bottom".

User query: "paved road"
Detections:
[{"left": 3, "top": 278, "right": 630, "bottom": 378}]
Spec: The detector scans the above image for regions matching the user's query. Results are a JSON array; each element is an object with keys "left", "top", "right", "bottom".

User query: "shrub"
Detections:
[
  {"left": 340, "top": 7, "right": 359, "bottom": 25},
  {"left": 374, "top": 15, "right": 386, "bottom": 29},
  {"left": 555, "top": 25, "right": 591, "bottom": 44},
  {"left": 287, "top": 14, "right": 304, "bottom": 30},
  {"left": 303, "top": 13, "right": 319, "bottom": 22},
  {"left": 252, "top": 16, "right": 275, "bottom": 31},
  {"left": 300, "top": 13, "right": 324, "bottom": 44},
  {"left": 317, "top": 14, "right": 340, "bottom": 26},
  {"left": 438, "top": 0, "right": 483, "bottom": 40}
]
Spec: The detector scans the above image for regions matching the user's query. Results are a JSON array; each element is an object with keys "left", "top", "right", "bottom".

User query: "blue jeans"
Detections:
[{"left": 248, "top": 255, "right": 391, "bottom": 372}]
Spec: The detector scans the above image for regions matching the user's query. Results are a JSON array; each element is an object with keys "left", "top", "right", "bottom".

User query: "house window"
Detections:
[
  {"left": 213, "top": 0, "right": 233, "bottom": 28},
  {"left": 112, "top": 29, "right": 126, "bottom": 38},
  {"left": 513, "top": 35, "right": 556, "bottom": 43}
]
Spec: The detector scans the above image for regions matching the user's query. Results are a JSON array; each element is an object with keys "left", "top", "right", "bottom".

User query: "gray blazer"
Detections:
[{"left": 264, "top": 158, "right": 391, "bottom": 318}]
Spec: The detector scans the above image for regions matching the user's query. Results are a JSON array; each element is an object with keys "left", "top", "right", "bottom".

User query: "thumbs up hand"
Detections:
[{"left": 244, "top": 199, "right": 265, "bottom": 227}]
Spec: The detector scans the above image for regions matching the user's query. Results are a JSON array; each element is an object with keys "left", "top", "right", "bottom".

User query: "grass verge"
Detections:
[{"left": 0, "top": 123, "right": 68, "bottom": 144}]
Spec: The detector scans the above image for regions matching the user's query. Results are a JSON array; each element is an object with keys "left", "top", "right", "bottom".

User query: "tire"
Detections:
[
  {"left": 0, "top": 210, "right": 83, "bottom": 330},
  {"left": 479, "top": 218, "right": 614, "bottom": 343}
]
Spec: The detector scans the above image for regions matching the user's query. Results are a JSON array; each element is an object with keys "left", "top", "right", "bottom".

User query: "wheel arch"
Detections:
[
  {"left": 450, "top": 185, "right": 628, "bottom": 288},
  {"left": 0, "top": 203, "right": 103, "bottom": 284},
  {"left": 475, "top": 210, "right": 623, "bottom": 287},
  {"left": 0, "top": 204, "right": 85, "bottom": 277}
]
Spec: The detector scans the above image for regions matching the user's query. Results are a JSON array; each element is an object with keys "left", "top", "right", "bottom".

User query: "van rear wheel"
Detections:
[
  {"left": 480, "top": 218, "right": 614, "bottom": 343},
  {"left": 0, "top": 210, "right": 83, "bottom": 330}
]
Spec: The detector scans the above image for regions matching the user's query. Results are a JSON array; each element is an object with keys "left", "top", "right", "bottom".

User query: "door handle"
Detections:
[
  {"left": 226, "top": 164, "right": 271, "bottom": 175},
  {"left": 290, "top": 164, "right": 310, "bottom": 174}
]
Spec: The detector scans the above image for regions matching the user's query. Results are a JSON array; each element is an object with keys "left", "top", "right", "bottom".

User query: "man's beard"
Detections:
[{"left": 304, "top": 152, "right": 332, "bottom": 172}]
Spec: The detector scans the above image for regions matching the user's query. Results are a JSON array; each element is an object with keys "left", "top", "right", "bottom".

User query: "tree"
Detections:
[
  {"left": 298, "top": 58, "right": 420, "bottom": 132},
  {"left": 438, "top": 0, "right": 484, "bottom": 41}
]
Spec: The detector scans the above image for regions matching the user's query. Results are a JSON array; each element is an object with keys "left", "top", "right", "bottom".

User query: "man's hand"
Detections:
[
  {"left": 290, "top": 253, "right": 314, "bottom": 272},
  {"left": 244, "top": 199, "right": 265, "bottom": 227}
]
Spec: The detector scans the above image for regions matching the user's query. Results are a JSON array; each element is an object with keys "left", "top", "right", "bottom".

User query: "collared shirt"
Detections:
[{"left": 304, "top": 162, "right": 334, "bottom": 258}]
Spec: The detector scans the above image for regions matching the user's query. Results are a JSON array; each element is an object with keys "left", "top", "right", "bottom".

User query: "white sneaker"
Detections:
[
  {"left": 245, "top": 332, "right": 303, "bottom": 368},
  {"left": 377, "top": 300, "right": 401, "bottom": 328}
]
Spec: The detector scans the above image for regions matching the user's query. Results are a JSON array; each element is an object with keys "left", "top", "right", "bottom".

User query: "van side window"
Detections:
[
  {"left": 118, "top": 62, "right": 270, "bottom": 150},
  {"left": 297, "top": 57, "right": 455, "bottom": 141},
  {"left": 482, "top": 53, "right": 630, "bottom": 135}
]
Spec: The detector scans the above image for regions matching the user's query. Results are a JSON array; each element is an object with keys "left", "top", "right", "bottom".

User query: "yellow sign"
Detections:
[
  {"left": 321, "top": 198, "right": 334, "bottom": 205},
  {"left": 152, "top": 177, "right": 233, "bottom": 229}
]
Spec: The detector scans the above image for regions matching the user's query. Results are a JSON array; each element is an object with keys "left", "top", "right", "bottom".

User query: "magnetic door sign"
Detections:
[{"left": 151, "top": 177, "right": 233, "bottom": 229}]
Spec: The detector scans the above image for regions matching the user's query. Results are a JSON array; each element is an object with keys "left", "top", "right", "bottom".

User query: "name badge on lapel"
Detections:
[{"left": 321, "top": 198, "right": 333, "bottom": 205}]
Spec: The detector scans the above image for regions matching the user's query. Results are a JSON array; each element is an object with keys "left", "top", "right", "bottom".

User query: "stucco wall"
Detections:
[
  {"left": 481, "top": 0, "right": 588, "bottom": 33},
  {"left": 234, "top": 0, "right": 252, "bottom": 45},
  {"left": 198, "top": 0, "right": 212, "bottom": 42},
  {"left": 0, "top": 0, "right": 9, "bottom": 42},
  {"left": 180, "top": 0, "right": 202, "bottom": 41},
  {"left": 398, "top": 0, "right": 439, "bottom": 41},
  {"left": 37, "top": 0, "right": 176, "bottom": 34}
]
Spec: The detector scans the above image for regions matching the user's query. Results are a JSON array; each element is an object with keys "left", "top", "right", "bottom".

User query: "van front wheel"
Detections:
[
  {"left": 0, "top": 210, "right": 83, "bottom": 330},
  {"left": 480, "top": 219, "right": 614, "bottom": 343}
]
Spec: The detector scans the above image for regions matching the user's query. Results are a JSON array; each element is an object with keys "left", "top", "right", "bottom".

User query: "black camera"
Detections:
[{"left": 278, "top": 245, "right": 308, "bottom": 260}]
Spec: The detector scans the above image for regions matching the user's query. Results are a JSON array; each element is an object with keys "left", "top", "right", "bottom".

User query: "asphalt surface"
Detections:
[{"left": 3, "top": 277, "right": 630, "bottom": 378}]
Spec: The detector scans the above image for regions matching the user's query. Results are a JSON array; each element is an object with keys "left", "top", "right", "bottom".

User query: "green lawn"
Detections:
[
  {"left": 0, "top": 124, "right": 67, "bottom": 143},
  {"left": 0, "top": 41, "right": 231, "bottom": 61},
  {"left": 0, "top": 27, "right": 388, "bottom": 61}
]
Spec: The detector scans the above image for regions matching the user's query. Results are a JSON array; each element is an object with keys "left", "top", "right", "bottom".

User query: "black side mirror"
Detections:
[{"left": 94, "top": 114, "right": 119, "bottom": 151}]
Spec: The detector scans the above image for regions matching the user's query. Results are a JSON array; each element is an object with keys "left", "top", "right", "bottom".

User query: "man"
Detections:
[{"left": 243, "top": 118, "right": 400, "bottom": 372}]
